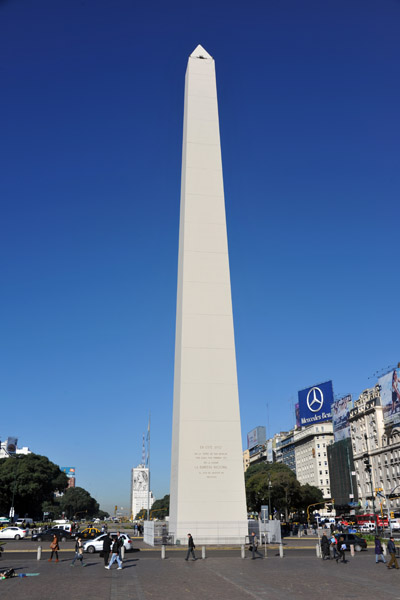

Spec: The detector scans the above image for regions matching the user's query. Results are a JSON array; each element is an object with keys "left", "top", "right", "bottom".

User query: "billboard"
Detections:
[
  {"left": 6, "top": 437, "right": 18, "bottom": 454},
  {"left": 61, "top": 467, "right": 76, "bottom": 478},
  {"left": 247, "top": 426, "right": 266, "bottom": 450},
  {"left": 298, "top": 380, "right": 333, "bottom": 427},
  {"left": 380, "top": 368, "right": 400, "bottom": 432},
  {"left": 332, "top": 394, "right": 352, "bottom": 441}
]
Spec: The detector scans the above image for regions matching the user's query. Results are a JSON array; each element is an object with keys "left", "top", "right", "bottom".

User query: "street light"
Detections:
[{"left": 268, "top": 478, "right": 272, "bottom": 520}]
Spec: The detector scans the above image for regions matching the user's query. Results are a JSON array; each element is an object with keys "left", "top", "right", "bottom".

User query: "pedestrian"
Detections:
[
  {"left": 116, "top": 531, "right": 124, "bottom": 559},
  {"left": 387, "top": 536, "right": 399, "bottom": 569},
  {"left": 48, "top": 534, "right": 59, "bottom": 562},
  {"left": 250, "top": 531, "right": 263, "bottom": 560},
  {"left": 105, "top": 536, "right": 123, "bottom": 570},
  {"left": 336, "top": 536, "right": 346, "bottom": 563},
  {"left": 71, "top": 537, "right": 86, "bottom": 567},
  {"left": 375, "top": 536, "right": 386, "bottom": 564},
  {"left": 185, "top": 533, "right": 196, "bottom": 561},
  {"left": 330, "top": 534, "right": 339, "bottom": 559},
  {"left": 102, "top": 533, "right": 112, "bottom": 567},
  {"left": 321, "top": 533, "right": 330, "bottom": 560}
]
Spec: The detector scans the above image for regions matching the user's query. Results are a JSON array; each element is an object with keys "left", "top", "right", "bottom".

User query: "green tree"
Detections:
[
  {"left": 58, "top": 487, "right": 99, "bottom": 519},
  {"left": 245, "top": 462, "right": 323, "bottom": 520},
  {"left": 0, "top": 454, "right": 68, "bottom": 518},
  {"left": 150, "top": 494, "right": 170, "bottom": 519}
]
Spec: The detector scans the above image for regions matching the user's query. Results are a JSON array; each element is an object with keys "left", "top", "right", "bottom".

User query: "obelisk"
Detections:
[{"left": 169, "top": 45, "right": 248, "bottom": 544}]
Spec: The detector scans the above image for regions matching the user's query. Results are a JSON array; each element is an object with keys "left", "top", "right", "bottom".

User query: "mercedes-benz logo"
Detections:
[{"left": 306, "top": 387, "right": 324, "bottom": 412}]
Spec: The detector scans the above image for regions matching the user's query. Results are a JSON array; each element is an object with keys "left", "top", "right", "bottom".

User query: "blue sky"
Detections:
[{"left": 1, "top": 0, "right": 399, "bottom": 514}]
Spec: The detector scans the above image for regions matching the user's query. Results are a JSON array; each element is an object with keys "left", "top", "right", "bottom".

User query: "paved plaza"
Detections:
[{"left": 1, "top": 549, "right": 399, "bottom": 600}]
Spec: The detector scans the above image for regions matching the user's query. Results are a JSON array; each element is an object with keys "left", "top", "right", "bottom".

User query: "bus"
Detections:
[{"left": 355, "top": 513, "right": 389, "bottom": 527}]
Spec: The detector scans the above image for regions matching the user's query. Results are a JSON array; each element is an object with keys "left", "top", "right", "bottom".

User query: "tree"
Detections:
[
  {"left": 149, "top": 494, "right": 169, "bottom": 520},
  {"left": 58, "top": 487, "right": 99, "bottom": 519},
  {"left": 245, "top": 462, "right": 324, "bottom": 520},
  {"left": 0, "top": 454, "right": 68, "bottom": 518}
]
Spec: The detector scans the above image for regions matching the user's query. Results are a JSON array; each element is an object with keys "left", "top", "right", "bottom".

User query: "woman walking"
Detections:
[
  {"left": 375, "top": 536, "right": 386, "bottom": 564},
  {"left": 49, "top": 534, "right": 59, "bottom": 562}
]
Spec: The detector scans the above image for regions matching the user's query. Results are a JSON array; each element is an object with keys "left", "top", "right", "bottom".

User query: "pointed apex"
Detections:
[{"left": 190, "top": 45, "right": 213, "bottom": 60}]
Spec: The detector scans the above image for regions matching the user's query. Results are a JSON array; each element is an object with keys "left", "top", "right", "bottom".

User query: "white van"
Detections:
[
  {"left": 52, "top": 523, "right": 73, "bottom": 533},
  {"left": 15, "top": 518, "right": 33, "bottom": 526}
]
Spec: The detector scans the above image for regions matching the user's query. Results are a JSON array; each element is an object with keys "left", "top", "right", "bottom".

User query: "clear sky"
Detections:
[{"left": 1, "top": 0, "right": 399, "bottom": 515}]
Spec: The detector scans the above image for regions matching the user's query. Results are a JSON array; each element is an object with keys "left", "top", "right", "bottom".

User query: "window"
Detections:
[{"left": 319, "top": 470, "right": 322, "bottom": 475}]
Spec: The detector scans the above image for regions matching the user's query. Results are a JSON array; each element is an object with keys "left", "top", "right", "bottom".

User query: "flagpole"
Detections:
[{"left": 147, "top": 413, "right": 151, "bottom": 521}]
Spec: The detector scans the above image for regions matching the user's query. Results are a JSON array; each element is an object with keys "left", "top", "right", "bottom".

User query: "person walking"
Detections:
[
  {"left": 375, "top": 536, "right": 386, "bottom": 564},
  {"left": 250, "top": 532, "right": 263, "bottom": 560},
  {"left": 336, "top": 536, "right": 346, "bottom": 563},
  {"left": 387, "top": 536, "right": 399, "bottom": 569},
  {"left": 185, "top": 533, "right": 196, "bottom": 561},
  {"left": 321, "top": 533, "right": 330, "bottom": 560},
  {"left": 71, "top": 537, "right": 86, "bottom": 567},
  {"left": 105, "top": 536, "right": 123, "bottom": 570},
  {"left": 48, "top": 534, "right": 59, "bottom": 562},
  {"left": 102, "top": 533, "right": 112, "bottom": 567}
]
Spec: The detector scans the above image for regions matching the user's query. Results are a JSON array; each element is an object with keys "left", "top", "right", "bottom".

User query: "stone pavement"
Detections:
[{"left": 0, "top": 551, "right": 399, "bottom": 600}]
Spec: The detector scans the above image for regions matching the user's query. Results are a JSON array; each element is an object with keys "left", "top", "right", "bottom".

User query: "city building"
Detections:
[
  {"left": 327, "top": 438, "right": 358, "bottom": 508},
  {"left": 0, "top": 440, "right": 31, "bottom": 459},
  {"left": 294, "top": 422, "right": 334, "bottom": 499},
  {"left": 131, "top": 465, "right": 154, "bottom": 519},
  {"left": 349, "top": 384, "right": 400, "bottom": 513},
  {"left": 275, "top": 430, "right": 296, "bottom": 474}
]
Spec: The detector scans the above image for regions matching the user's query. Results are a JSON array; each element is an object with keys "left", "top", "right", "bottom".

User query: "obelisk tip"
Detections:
[{"left": 190, "top": 45, "right": 213, "bottom": 59}]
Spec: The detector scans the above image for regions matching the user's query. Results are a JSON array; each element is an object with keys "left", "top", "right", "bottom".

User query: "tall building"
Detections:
[
  {"left": 327, "top": 438, "right": 357, "bottom": 507},
  {"left": 169, "top": 45, "right": 247, "bottom": 544},
  {"left": 131, "top": 465, "right": 154, "bottom": 519},
  {"left": 348, "top": 383, "right": 400, "bottom": 513},
  {"left": 276, "top": 430, "right": 296, "bottom": 474},
  {"left": 294, "top": 422, "right": 334, "bottom": 498}
]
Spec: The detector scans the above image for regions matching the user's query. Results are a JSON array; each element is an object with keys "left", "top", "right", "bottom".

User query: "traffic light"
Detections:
[{"left": 363, "top": 458, "right": 372, "bottom": 473}]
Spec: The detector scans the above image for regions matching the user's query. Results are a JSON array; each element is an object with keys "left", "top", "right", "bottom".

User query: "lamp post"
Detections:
[{"left": 268, "top": 478, "right": 272, "bottom": 520}]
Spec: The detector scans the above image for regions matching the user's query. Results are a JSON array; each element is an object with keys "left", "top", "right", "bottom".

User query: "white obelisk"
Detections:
[{"left": 169, "top": 45, "right": 247, "bottom": 544}]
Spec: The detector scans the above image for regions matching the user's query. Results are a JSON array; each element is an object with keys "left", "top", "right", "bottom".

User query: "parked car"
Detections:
[
  {"left": 31, "top": 528, "right": 74, "bottom": 542},
  {"left": 0, "top": 527, "right": 28, "bottom": 540},
  {"left": 74, "top": 527, "right": 101, "bottom": 539},
  {"left": 334, "top": 533, "right": 367, "bottom": 552},
  {"left": 83, "top": 532, "right": 133, "bottom": 554}
]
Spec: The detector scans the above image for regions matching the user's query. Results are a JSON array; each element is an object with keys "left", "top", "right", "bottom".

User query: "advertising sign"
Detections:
[
  {"left": 247, "top": 426, "right": 266, "bottom": 450},
  {"left": 6, "top": 437, "right": 18, "bottom": 454},
  {"left": 61, "top": 467, "right": 76, "bottom": 478},
  {"left": 332, "top": 394, "right": 352, "bottom": 441},
  {"left": 380, "top": 368, "right": 400, "bottom": 432},
  {"left": 297, "top": 380, "right": 333, "bottom": 427}
]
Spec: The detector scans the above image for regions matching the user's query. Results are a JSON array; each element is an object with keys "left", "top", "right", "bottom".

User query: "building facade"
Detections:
[
  {"left": 294, "top": 422, "right": 334, "bottom": 499},
  {"left": 327, "top": 437, "right": 357, "bottom": 508},
  {"left": 349, "top": 384, "right": 400, "bottom": 513},
  {"left": 276, "top": 430, "right": 296, "bottom": 474},
  {"left": 131, "top": 465, "right": 154, "bottom": 519}
]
